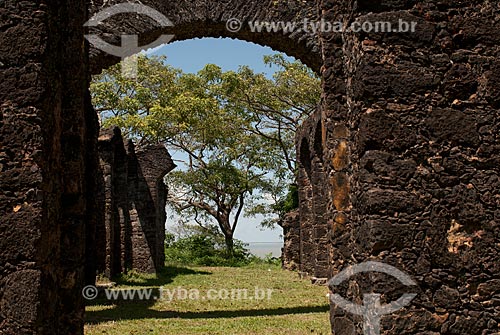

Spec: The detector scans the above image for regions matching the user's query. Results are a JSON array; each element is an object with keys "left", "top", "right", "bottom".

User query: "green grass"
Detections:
[{"left": 85, "top": 264, "right": 331, "bottom": 334}]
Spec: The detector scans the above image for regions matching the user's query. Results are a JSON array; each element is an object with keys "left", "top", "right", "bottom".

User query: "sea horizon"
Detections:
[{"left": 246, "top": 242, "right": 283, "bottom": 258}]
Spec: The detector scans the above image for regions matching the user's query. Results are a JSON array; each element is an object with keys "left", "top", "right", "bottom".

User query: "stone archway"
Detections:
[
  {"left": 87, "top": 0, "right": 322, "bottom": 74},
  {"left": 84, "top": 0, "right": 326, "bottom": 287},
  {"left": 1, "top": 1, "right": 324, "bottom": 334}
]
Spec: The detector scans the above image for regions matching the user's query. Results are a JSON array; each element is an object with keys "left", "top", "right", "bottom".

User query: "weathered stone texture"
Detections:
[
  {"left": 295, "top": 111, "right": 331, "bottom": 279},
  {"left": 0, "top": 0, "right": 92, "bottom": 334},
  {"left": 320, "top": 0, "right": 500, "bottom": 334},
  {"left": 91, "top": 128, "right": 175, "bottom": 278},
  {"left": 280, "top": 210, "right": 300, "bottom": 271},
  {"left": 127, "top": 141, "right": 174, "bottom": 273},
  {"left": 88, "top": 0, "right": 321, "bottom": 74},
  {"left": 2, "top": 0, "right": 500, "bottom": 334}
]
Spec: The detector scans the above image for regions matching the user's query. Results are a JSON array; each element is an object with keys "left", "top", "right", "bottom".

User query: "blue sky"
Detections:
[
  {"left": 148, "top": 38, "right": 293, "bottom": 244},
  {"left": 148, "top": 37, "right": 290, "bottom": 76}
]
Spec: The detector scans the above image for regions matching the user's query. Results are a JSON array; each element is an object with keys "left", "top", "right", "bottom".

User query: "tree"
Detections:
[
  {"left": 167, "top": 147, "right": 269, "bottom": 255},
  {"left": 90, "top": 54, "right": 320, "bottom": 253},
  {"left": 214, "top": 54, "right": 320, "bottom": 226}
]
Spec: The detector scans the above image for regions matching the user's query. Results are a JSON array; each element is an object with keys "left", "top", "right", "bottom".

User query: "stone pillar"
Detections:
[
  {"left": 97, "top": 130, "right": 116, "bottom": 278},
  {"left": 127, "top": 142, "right": 175, "bottom": 274},
  {"left": 281, "top": 210, "right": 301, "bottom": 271},
  {"left": 322, "top": 1, "right": 500, "bottom": 334},
  {"left": 297, "top": 136, "right": 315, "bottom": 276},
  {"left": 296, "top": 111, "right": 331, "bottom": 279},
  {"left": 113, "top": 136, "right": 130, "bottom": 275},
  {"left": 94, "top": 130, "right": 175, "bottom": 277},
  {"left": 85, "top": 94, "right": 101, "bottom": 288},
  {"left": 96, "top": 128, "right": 128, "bottom": 278},
  {"left": 0, "top": 0, "right": 91, "bottom": 334},
  {"left": 311, "top": 119, "right": 330, "bottom": 279}
]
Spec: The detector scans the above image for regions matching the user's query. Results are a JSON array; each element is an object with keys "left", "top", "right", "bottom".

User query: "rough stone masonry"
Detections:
[
  {"left": 320, "top": 1, "right": 500, "bottom": 334},
  {"left": 88, "top": 127, "right": 175, "bottom": 283},
  {"left": 1, "top": 0, "right": 499, "bottom": 334}
]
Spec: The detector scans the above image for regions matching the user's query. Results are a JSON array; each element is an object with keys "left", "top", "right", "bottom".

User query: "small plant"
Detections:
[
  {"left": 95, "top": 273, "right": 113, "bottom": 285},
  {"left": 264, "top": 253, "right": 282, "bottom": 266},
  {"left": 246, "top": 252, "right": 282, "bottom": 267}
]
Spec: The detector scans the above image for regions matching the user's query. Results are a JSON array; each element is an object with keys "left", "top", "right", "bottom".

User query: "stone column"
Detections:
[
  {"left": 297, "top": 135, "right": 315, "bottom": 276},
  {"left": 127, "top": 143, "right": 175, "bottom": 273},
  {"left": 96, "top": 128, "right": 129, "bottom": 278},
  {"left": 322, "top": 1, "right": 500, "bottom": 334},
  {"left": 281, "top": 210, "right": 301, "bottom": 271},
  {"left": 0, "top": 0, "right": 91, "bottom": 333},
  {"left": 311, "top": 119, "right": 330, "bottom": 279},
  {"left": 297, "top": 110, "right": 331, "bottom": 279}
]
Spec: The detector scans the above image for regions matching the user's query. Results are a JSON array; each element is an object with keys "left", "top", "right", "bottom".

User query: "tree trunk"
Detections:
[
  {"left": 216, "top": 210, "right": 236, "bottom": 257},
  {"left": 217, "top": 215, "right": 235, "bottom": 256},
  {"left": 224, "top": 233, "right": 234, "bottom": 256}
]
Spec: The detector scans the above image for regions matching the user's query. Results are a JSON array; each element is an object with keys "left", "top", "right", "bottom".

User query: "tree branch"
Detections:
[{"left": 232, "top": 193, "right": 245, "bottom": 233}]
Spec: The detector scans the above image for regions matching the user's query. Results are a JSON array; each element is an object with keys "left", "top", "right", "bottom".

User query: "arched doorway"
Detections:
[{"left": 84, "top": 3, "right": 327, "bottom": 331}]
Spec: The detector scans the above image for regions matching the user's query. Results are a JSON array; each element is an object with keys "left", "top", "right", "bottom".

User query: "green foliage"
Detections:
[
  {"left": 274, "top": 184, "right": 299, "bottom": 215},
  {"left": 91, "top": 54, "right": 320, "bottom": 251},
  {"left": 164, "top": 231, "right": 251, "bottom": 267},
  {"left": 247, "top": 183, "right": 299, "bottom": 228},
  {"left": 246, "top": 253, "right": 282, "bottom": 267}
]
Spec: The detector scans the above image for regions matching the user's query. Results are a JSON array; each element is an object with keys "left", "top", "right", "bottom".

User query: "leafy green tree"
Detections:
[
  {"left": 166, "top": 134, "right": 278, "bottom": 255},
  {"left": 91, "top": 54, "right": 320, "bottom": 253},
  {"left": 220, "top": 54, "right": 321, "bottom": 175}
]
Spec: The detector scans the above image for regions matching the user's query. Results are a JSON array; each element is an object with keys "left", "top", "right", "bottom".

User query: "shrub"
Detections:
[{"left": 165, "top": 232, "right": 252, "bottom": 267}]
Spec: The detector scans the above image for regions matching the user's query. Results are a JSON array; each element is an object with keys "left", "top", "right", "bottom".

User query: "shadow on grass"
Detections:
[
  {"left": 86, "top": 266, "right": 211, "bottom": 307},
  {"left": 85, "top": 301, "right": 330, "bottom": 325},
  {"left": 85, "top": 265, "right": 329, "bottom": 326},
  {"left": 112, "top": 266, "right": 212, "bottom": 287}
]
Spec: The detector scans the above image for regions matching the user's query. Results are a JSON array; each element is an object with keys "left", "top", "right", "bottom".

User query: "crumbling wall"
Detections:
[
  {"left": 127, "top": 141, "right": 175, "bottom": 274},
  {"left": 297, "top": 135, "right": 315, "bottom": 276},
  {"left": 0, "top": 0, "right": 93, "bottom": 334},
  {"left": 92, "top": 128, "right": 175, "bottom": 278},
  {"left": 280, "top": 210, "right": 300, "bottom": 271},
  {"left": 2, "top": 0, "right": 500, "bottom": 334},
  {"left": 1, "top": 1, "right": 320, "bottom": 333},
  {"left": 94, "top": 128, "right": 129, "bottom": 278},
  {"left": 295, "top": 110, "right": 331, "bottom": 279}
]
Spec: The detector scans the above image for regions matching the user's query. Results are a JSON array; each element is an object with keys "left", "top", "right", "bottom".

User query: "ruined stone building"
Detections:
[
  {"left": 87, "top": 128, "right": 175, "bottom": 282},
  {"left": 1, "top": 0, "right": 499, "bottom": 334},
  {"left": 282, "top": 111, "right": 331, "bottom": 281}
]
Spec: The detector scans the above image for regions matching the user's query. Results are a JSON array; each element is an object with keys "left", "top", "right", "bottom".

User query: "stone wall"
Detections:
[
  {"left": 91, "top": 128, "right": 175, "bottom": 279},
  {"left": 318, "top": 1, "right": 500, "bottom": 334},
  {"left": 127, "top": 140, "right": 174, "bottom": 274},
  {"left": 88, "top": 0, "right": 321, "bottom": 75},
  {"left": 280, "top": 210, "right": 300, "bottom": 271},
  {"left": 0, "top": 0, "right": 93, "bottom": 334},
  {"left": 293, "top": 110, "right": 331, "bottom": 280}
]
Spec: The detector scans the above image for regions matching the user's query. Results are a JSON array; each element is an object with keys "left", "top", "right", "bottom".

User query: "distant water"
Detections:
[{"left": 247, "top": 242, "right": 283, "bottom": 258}]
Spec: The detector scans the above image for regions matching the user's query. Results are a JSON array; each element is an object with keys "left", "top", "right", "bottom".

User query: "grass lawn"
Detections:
[{"left": 85, "top": 264, "right": 331, "bottom": 334}]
